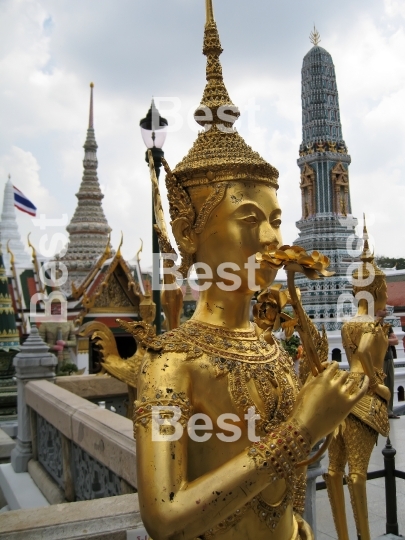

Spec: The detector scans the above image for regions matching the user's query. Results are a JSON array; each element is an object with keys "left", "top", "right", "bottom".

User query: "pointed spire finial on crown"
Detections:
[
  {"left": 309, "top": 25, "right": 321, "bottom": 46},
  {"left": 206, "top": 0, "right": 214, "bottom": 23},
  {"left": 194, "top": 0, "right": 240, "bottom": 128},
  {"left": 360, "top": 213, "right": 375, "bottom": 264},
  {"left": 352, "top": 213, "right": 386, "bottom": 284},
  {"left": 362, "top": 212, "right": 368, "bottom": 242},
  {"left": 172, "top": 0, "right": 279, "bottom": 192},
  {"left": 89, "top": 82, "right": 94, "bottom": 129}
]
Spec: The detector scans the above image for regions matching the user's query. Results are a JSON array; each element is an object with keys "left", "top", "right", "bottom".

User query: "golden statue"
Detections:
[
  {"left": 324, "top": 218, "right": 390, "bottom": 540},
  {"left": 328, "top": 141, "right": 337, "bottom": 152},
  {"left": 119, "top": 3, "right": 368, "bottom": 539}
]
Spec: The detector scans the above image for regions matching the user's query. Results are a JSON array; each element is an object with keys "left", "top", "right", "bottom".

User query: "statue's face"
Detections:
[{"left": 194, "top": 182, "right": 282, "bottom": 293}]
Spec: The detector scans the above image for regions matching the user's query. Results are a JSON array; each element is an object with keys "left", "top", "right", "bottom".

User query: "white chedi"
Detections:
[{"left": 0, "top": 178, "right": 31, "bottom": 272}]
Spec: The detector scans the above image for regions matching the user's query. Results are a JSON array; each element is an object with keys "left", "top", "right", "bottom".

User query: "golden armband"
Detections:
[
  {"left": 133, "top": 391, "right": 193, "bottom": 437},
  {"left": 248, "top": 420, "right": 312, "bottom": 479}
]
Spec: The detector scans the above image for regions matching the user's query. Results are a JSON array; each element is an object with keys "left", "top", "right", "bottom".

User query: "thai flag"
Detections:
[{"left": 13, "top": 186, "right": 37, "bottom": 217}]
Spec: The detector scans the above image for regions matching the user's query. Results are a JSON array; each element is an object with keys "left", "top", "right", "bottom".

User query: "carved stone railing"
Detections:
[
  {"left": 25, "top": 379, "right": 136, "bottom": 503},
  {"left": 55, "top": 374, "right": 129, "bottom": 417}
]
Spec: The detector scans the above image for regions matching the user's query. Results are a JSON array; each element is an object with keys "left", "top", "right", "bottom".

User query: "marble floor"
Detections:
[{"left": 316, "top": 417, "right": 405, "bottom": 539}]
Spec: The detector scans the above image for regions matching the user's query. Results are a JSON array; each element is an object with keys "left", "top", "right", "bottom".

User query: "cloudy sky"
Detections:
[{"left": 0, "top": 0, "right": 404, "bottom": 268}]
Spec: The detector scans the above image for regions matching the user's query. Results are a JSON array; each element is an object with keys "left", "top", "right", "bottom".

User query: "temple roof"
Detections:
[{"left": 73, "top": 241, "right": 143, "bottom": 326}]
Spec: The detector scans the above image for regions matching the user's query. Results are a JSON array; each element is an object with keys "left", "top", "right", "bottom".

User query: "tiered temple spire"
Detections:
[
  {"left": 0, "top": 177, "right": 31, "bottom": 272},
  {"left": 294, "top": 32, "right": 359, "bottom": 333},
  {"left": 56, "top": 83, "right": 112, "bottom": 294}
]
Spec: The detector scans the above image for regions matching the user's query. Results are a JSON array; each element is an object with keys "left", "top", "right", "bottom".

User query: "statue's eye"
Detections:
[
  {"left": 271, "top": 219, "right": 282, "bottom": 229},
  {"left": 243, "top": 215, "right": 258, "bottom": 224}
]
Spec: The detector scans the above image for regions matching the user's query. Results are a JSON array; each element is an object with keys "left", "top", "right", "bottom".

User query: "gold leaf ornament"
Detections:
[{"left": 256, "top": 245, "right": 335, "bottom": 280}]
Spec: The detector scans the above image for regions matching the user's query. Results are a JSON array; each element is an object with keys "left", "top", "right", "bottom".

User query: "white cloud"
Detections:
[
  {"left": 351, "top": 166, "right": 405, "bottom": 257},
  {"left": 384, "top": 0, "right": 405, "bottom": 19}
]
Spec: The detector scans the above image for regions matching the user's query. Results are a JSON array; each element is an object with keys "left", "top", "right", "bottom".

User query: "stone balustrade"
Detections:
[
  {"left": 25, "top": 378, "right": 136, "bottom": 503},
  {"left": 0, "top": 327, "right": 146, "bottom": 539}
]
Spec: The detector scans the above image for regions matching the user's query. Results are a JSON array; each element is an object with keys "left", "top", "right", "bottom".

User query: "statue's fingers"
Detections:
[
  {"left": 337, "top": 370, "right": 349, "bottom": 384},
  {"left": 342, "top": 378, "right": 356, "bottom": 394},
  {"left": 360, "top": 375, "right": 369, "bottom": 393},
  {"left": 324, "top": 361, "right": 339, "bottom": 378}
]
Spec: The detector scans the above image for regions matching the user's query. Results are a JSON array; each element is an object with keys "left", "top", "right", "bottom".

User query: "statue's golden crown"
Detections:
[{"left": 172, "top": 1, "right": 279, "bottom": 189}]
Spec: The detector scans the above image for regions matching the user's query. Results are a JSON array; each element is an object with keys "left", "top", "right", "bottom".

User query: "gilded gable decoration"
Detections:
[{"left": 92, "top": 273, "right": 133, "bottom": 310}]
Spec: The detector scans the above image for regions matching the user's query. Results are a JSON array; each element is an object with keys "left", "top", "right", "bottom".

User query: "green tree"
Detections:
[{"left": 280, "top": 334, "right": 300, "bottom": 359}]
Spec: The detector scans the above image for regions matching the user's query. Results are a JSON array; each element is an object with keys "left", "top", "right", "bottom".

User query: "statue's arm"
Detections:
[{"left": 357, "top": 328, "right": 390, "bottom": 400}]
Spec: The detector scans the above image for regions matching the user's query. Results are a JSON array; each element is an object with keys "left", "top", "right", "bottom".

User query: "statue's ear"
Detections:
[{"left": 172, "top": 217, "right": 197, "bottom": 255}]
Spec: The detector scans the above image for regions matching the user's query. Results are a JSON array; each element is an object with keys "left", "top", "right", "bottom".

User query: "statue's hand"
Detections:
[{"left": 291, "top": 361, "right": 368, "bottom": 444}]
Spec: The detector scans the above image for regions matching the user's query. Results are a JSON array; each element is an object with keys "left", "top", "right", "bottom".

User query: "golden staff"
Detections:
[{"left": 286, "top": 267, "right": 324, "bottom": 376}]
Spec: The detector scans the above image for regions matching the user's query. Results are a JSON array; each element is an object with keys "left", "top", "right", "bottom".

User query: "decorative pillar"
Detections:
[{"left": 11, "top": 326, "right": 57, "bottom": 473}]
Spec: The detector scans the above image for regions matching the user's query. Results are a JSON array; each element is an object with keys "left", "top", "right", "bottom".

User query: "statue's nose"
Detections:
[{"left": 259, "top": 221, "right": 278, "bottom": 248}]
